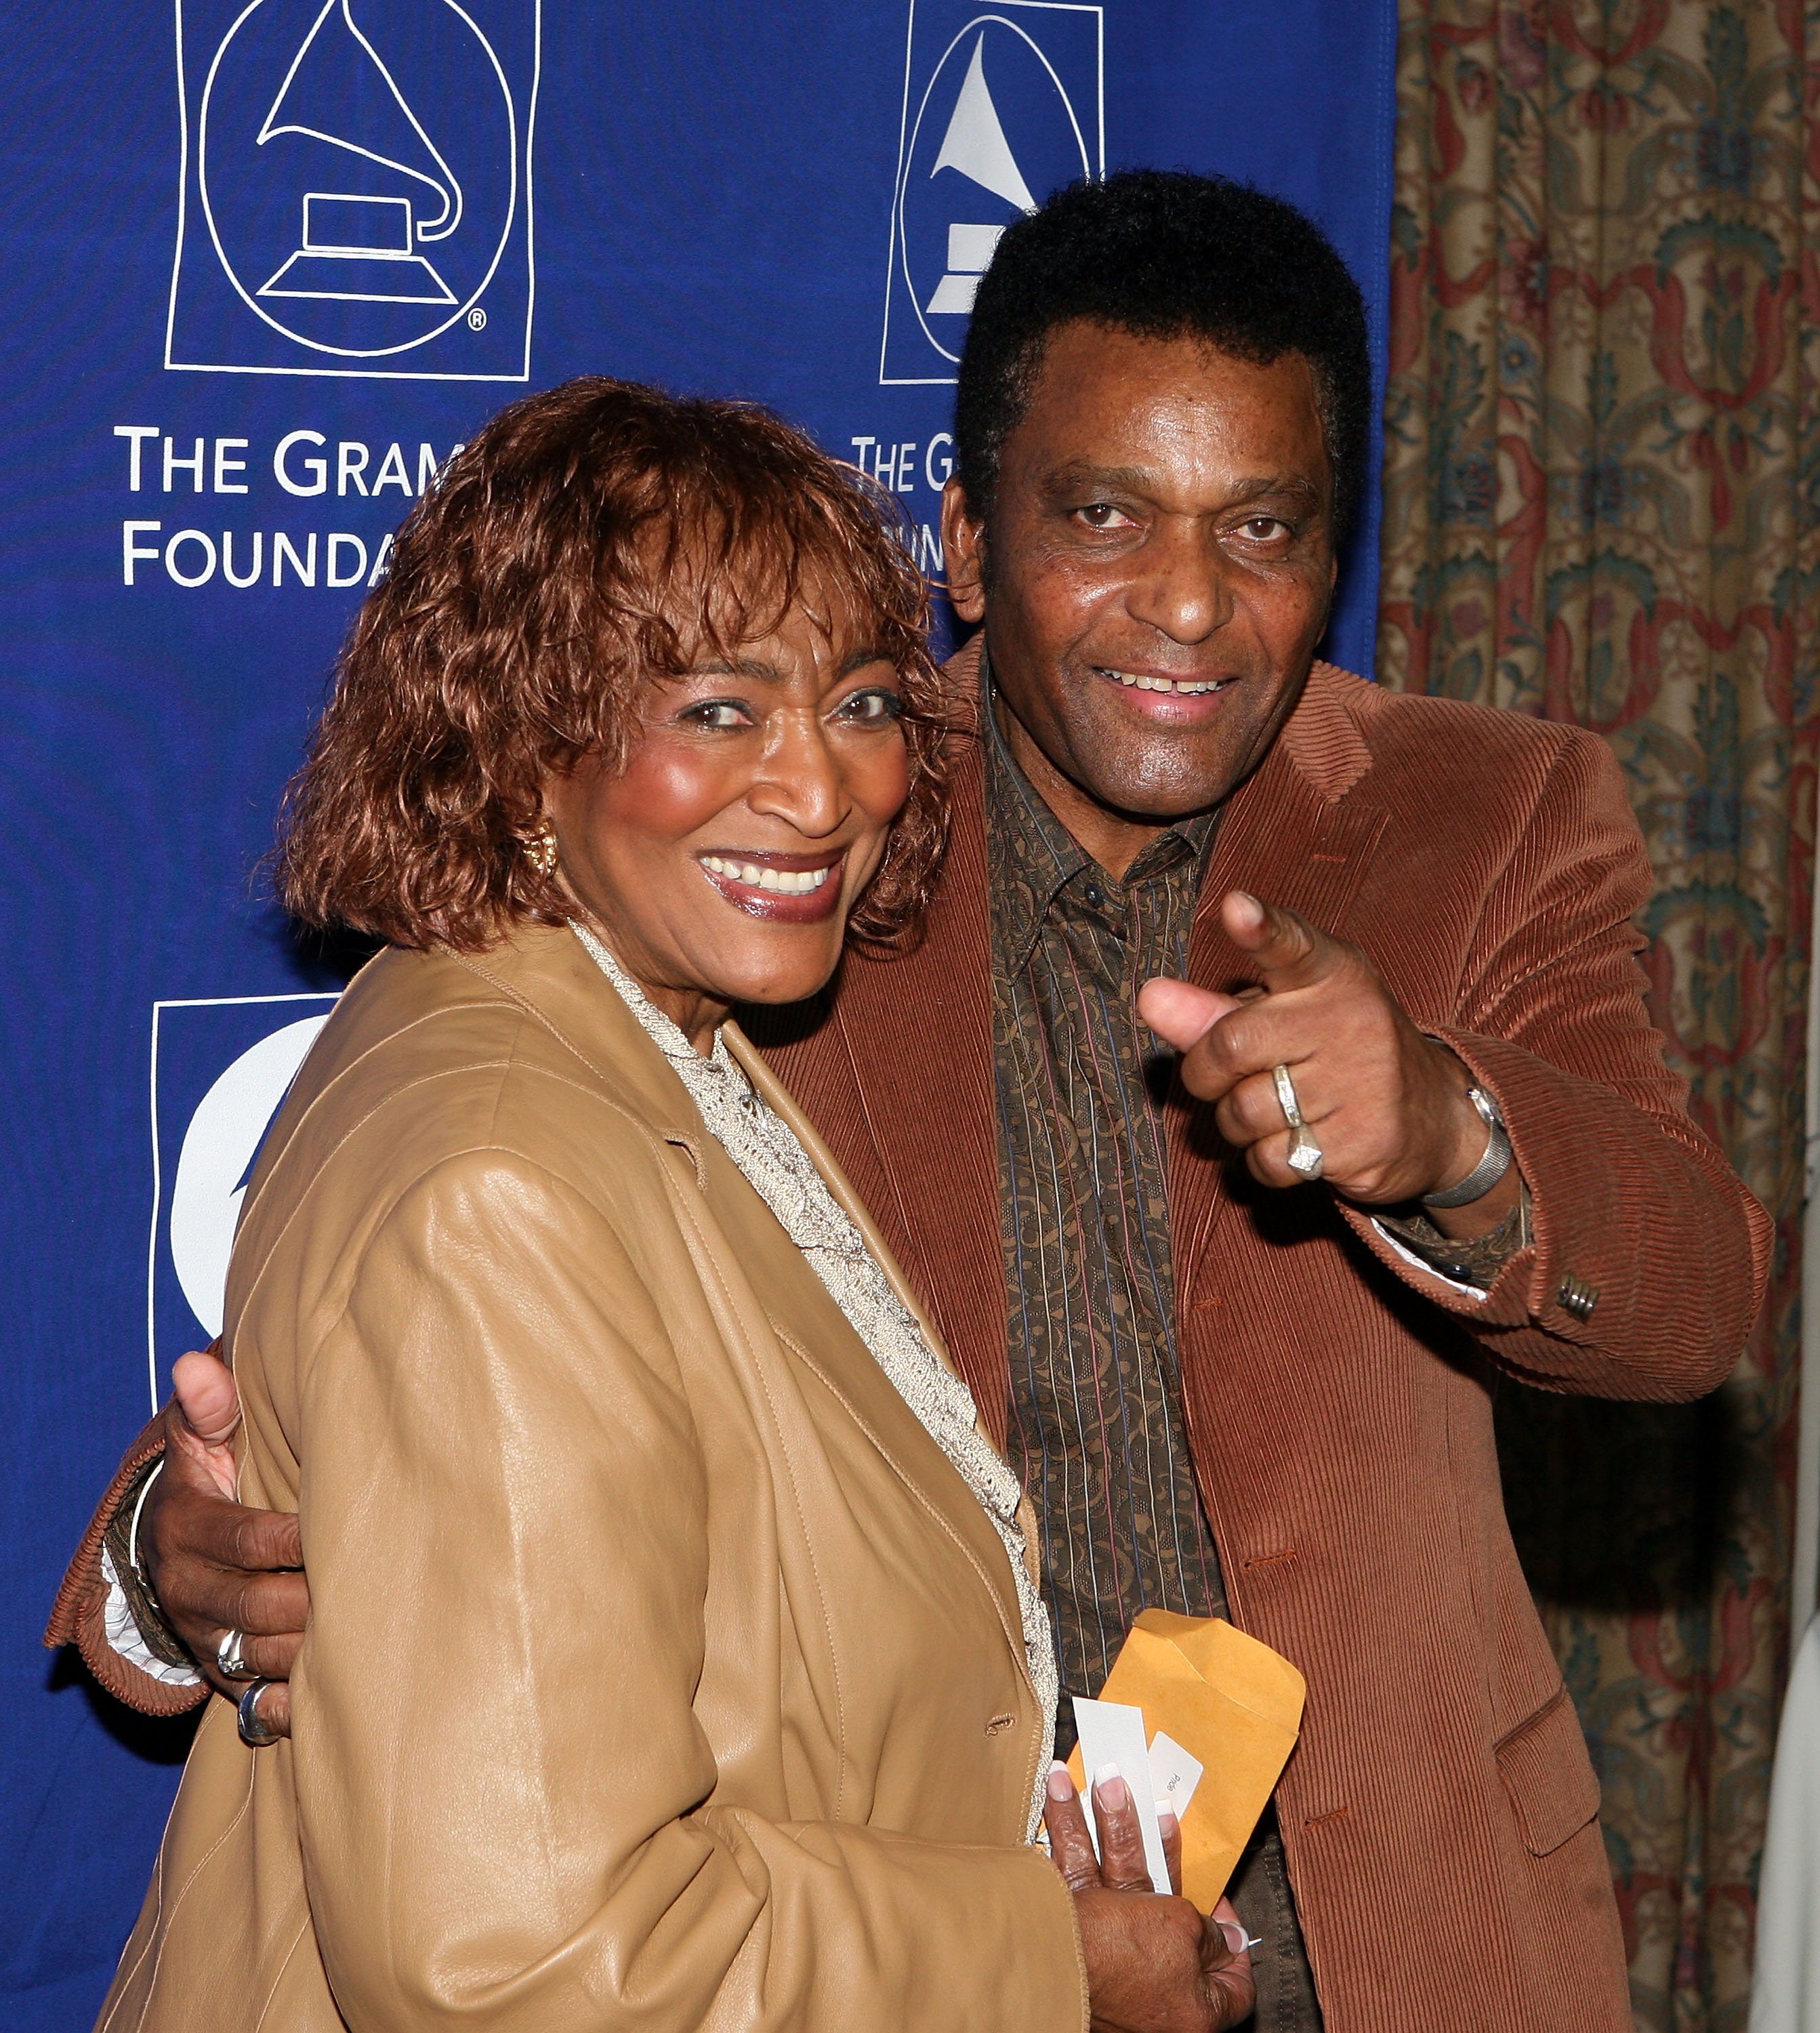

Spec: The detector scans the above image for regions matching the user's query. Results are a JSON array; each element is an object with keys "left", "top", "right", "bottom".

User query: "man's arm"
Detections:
[
  {"left": 44, "top": 1412, "right": 206, "bottom": 1717},
  {"left": 1376, "top": 724, "right": 1771, "bottom": 1395},
  {"left": 1141, "top": 727, "right": 1770, "bottom": 1400},
  {"left": 44, "top": 1348, "right": 306, "bottom": 1727}
]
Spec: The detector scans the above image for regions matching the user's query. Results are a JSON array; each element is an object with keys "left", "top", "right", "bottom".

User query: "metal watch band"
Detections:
[
  {"left": 102, "top": 1452, "right": 194, "bottom": 1671},
  {"left": 1422, "top": 1085, "right": 1513, "bottom": 1209}
]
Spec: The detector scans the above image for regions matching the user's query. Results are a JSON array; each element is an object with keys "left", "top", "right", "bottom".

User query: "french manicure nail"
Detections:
[
  {"left": 1047, "top": 1761, "right": 1075, "bottom": 1801},
  {"left": 1158, "top": 1807, "right": 1179, "bottom": 1836}
]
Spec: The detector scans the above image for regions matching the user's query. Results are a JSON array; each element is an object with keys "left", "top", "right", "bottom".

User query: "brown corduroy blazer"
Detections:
[{"left": 748, "top": 640, "right": 1772, "bottom": 2033}]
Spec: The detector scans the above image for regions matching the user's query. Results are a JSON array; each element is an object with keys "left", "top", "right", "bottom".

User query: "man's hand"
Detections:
[
  {"left": 140, "top": 1347, "right": 307, "bottom": 1736},
  {"left": 1138, "top": 890, "right": 1520, "bottom": 1237},
  {"left": 1045, "top": 1763, "right": 1254, "bottom": 2033}
]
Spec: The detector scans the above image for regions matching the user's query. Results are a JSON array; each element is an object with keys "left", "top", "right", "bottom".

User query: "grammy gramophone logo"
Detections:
[
  {"left": 167, "top": 0, "right": 541, "bottom": 381},
  {"left": 881, "top": 1, "right": 1103, "bottom": 386}
]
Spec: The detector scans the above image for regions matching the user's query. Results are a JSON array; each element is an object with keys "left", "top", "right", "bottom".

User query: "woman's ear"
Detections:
[{"left": 940, "top": 478, "right": 987, "bottom": 625}]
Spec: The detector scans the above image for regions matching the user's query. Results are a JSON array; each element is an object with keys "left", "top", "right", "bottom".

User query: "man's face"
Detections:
[{"left": 944, "top": 322, "right": 1338, "bottom": 839}]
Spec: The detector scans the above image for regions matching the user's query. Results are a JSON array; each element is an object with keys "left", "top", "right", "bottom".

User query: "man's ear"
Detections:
[{"left": 940, "top": 477, "right": 987, "bottom": 625}]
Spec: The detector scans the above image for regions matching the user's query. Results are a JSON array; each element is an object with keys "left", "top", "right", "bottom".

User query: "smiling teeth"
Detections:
[
  {"left": 1102, "top": 669, "right": 1228, "bottom": 695},
  {"left": 701, "top": 855, "right": 833, "bottom": 894}
]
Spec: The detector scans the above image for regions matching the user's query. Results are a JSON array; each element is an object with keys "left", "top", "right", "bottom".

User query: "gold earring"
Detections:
[{"left": 524, "top": 819, "right": 558, "bottom": 878}]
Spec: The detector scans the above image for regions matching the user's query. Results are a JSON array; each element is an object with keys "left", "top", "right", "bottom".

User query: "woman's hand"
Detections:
[{"left": 1044, "top": 1762, "right": 1255, "bottom": 2033}]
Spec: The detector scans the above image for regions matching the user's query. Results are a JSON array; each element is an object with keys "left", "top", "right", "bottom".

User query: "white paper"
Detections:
[
  {"left": 1072, "top": 1696, "right": 1171, "bottom": 1894},
  {"left": 1148, "top": 1730, "right": 1204, "bottom": 1821}
]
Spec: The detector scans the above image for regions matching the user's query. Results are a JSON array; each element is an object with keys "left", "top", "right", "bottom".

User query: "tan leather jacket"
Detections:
[{"left": 98, "top": 923, "right": 1085, "bottom": 2033}]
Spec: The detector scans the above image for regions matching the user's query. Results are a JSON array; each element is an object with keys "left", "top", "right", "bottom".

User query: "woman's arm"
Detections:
[{"left": 287, "top": 1147, "right": 1087, "bottom": 2033}]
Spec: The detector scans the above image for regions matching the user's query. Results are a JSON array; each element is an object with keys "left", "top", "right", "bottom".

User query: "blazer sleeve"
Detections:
[
  {"left": 1340, "top": 725, "right": 1772, "bottom": 1399},
  {"left": 287, "top": 1147, "right": 1085, "bottom": 2033},
  {"left": 42, "top": 1416, "right": 209, "bottom": 1718}
]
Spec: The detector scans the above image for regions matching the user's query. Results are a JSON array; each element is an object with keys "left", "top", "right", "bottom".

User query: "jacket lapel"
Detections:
[
  {"left": 725, "top": 1023, "right": 968, "bottom": 1390},
  {"left": 1167, "top": 665, "right": 1388, "bottom": 1296},
  {"left": 447, "top": 922, "right": 709, "bottom": 1163},
  {"left": 459, "top": 926, "right": 1031, "bottom": 1654},
  {"left": 725, "top": 1021, "right": 1031, "bottom": 1644},
  {"left": 823, "top": 734, "right": 1011, "bottom": 1440}
]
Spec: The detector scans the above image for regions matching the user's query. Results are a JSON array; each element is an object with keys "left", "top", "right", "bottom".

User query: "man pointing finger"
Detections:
[{"left": 1140, "top": 889, "right": 1527, "bottom": 1228}]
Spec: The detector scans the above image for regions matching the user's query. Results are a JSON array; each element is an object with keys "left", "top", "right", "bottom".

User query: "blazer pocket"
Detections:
[{"left": 1493, "top": 1687, "right": 1602, "bottom": 1857}]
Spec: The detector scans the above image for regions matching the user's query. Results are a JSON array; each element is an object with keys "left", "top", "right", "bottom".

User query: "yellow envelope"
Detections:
[{"left": 1065, "top": 1609, "right": 1304, "bottom": 1913}]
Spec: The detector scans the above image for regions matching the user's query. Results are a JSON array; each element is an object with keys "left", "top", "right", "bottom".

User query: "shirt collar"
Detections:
[{"left": 979, "top": 646, "right": 1219, "bottom": 970}]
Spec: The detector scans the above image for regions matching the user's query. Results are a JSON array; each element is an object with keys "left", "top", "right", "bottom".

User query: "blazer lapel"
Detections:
[
  {"left": 1167, "top": 667, "right": 1389, "bottom": 1295},
  {"left": 724, "top": 1021, "right": 1030, "bottom": 1652},
  {"left": 825, "top": 737, "right": 1011, "bottom": 1439}
]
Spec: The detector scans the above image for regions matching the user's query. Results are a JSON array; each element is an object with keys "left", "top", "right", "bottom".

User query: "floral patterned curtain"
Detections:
[{"left": 1377, "top": 3, "right": 1819, "bottom": 2026}]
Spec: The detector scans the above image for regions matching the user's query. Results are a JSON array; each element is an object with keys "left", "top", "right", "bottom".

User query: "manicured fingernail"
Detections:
[
  {"left": 1047, "top": 1761, "right": 1075, "bottom": 1801},
  {"left": 1231, "top": 890, "right": 1264, "bottom": 930},
  {"left": 1092, "top": 1761, "right": 1128, "bottom": 1806},
  {"left": 1220, "top": 1921, "right": 1249, "bottom": 1955},
  {"left": 1158, "top": 1807, "right": 1179, "bottom": 1836}
]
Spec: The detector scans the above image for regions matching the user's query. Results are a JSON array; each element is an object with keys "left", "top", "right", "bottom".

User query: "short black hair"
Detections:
[{"left": 953, "top": 169, "right": 1373, "bottom": 540}]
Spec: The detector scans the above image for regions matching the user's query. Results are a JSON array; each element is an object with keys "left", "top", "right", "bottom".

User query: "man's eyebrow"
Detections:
[
  {"left": 1039, "top": 461, "right": 1324, "bottom": 508},
  {"left": 1226, "top": 474, "right": 1325, "bottom": 509},
  {"left": 1039, "top": 461, "right": 1158, "bottom": 495}
]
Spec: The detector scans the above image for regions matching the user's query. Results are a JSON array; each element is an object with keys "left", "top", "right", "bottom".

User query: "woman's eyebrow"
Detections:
[
  {"left": 688, "top": 656, "right": 781, "bottom": 682},
  {"left": 688, "top": 648, "right": 893, "bottom": 681}
]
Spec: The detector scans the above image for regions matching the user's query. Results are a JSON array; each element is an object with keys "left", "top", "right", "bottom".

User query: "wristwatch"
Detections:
[{"left": 1422, "top": 1084, "right": 1513, "bottom": 1209}]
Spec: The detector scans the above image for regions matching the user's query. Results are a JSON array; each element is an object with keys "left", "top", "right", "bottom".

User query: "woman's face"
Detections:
[{"left": 544, "top": 594, "right": 912, "bottom": 1049}]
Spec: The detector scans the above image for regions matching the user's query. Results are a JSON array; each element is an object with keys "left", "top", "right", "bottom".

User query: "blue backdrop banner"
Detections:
[{"left": 1, "top": 3, "right": 1397, "bottom": 2021}]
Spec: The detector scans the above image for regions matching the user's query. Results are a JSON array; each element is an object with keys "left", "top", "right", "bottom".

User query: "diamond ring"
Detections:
[
  {"left": 1271, "top": 1063, "right": 1325, "bottom": 1181},
  {"left": 215, "top": 1627, "right": 255, "bottom": 1681}
]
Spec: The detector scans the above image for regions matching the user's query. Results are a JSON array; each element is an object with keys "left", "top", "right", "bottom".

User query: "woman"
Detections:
[{"left": 96, "top": 379, "right": 1250, "bottom": 2033}]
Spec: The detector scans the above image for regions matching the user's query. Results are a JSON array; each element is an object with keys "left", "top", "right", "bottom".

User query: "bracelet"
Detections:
[
  {"left": 103, "top": 1451, "right": 194, "bottom": 1670},
  {"left": 126, "top": 1456, "right": 166, "bottom": 1592},
  {"left": 1422, "top": 1086, "right": 1513, "bottom": 1208}
]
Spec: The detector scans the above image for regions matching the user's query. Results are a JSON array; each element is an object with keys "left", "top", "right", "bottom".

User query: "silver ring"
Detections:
[
  {"left": 237, "top": 1679, "right": 281, "bottom": 1748},
  {"left": 215, "top": 1628, "right": 255, "bottom": 1681},
  {"left": 1271, "top": 1063, "right": 1325, "bottom": 1180}
]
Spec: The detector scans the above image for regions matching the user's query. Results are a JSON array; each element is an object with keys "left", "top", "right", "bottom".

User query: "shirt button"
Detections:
[{"left": 1083, "top": 884, "right": 1105, "bottom": 909}]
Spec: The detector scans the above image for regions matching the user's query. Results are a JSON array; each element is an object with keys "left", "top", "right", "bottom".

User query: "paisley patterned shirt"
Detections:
[
  {"left": 985, "top": 692, "right": 1228, "bottom": 1702},
  {"left": 983, "top": 674, "right": 1323, "bottom": 2030}
]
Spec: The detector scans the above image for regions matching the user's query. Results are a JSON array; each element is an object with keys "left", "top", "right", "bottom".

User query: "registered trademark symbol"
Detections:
[{"left": 467, "top": 306, "right": 488, "bottom": 331}]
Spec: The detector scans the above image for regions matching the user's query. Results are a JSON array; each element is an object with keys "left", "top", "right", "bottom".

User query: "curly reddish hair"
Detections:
[{"left": 278, "top": 377, "right": 950, "bottom": 951}]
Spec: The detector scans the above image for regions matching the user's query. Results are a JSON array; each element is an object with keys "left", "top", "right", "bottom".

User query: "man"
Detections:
[{"left": 52, "top": 173, "right": 1768, "bottom": 2032}]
